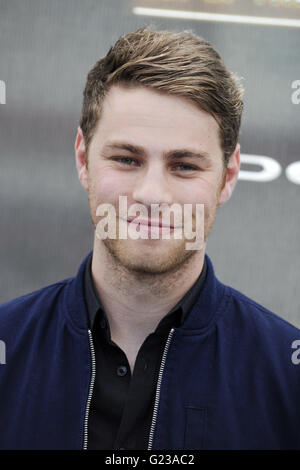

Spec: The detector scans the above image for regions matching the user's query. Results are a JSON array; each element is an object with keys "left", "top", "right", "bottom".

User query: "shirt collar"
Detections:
[{"left": 84, "top": 252, "right": 207, "bottom": 332}]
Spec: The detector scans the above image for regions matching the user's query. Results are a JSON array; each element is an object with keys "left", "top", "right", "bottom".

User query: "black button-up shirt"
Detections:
[{"left": 84, "top": 253, "right": 207, "bottom": 450}]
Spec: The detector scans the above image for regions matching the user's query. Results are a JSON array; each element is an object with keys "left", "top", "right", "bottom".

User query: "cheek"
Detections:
[
  {"left": 186, "top": 183, "right": 219, "bottom": 226},
  {"left": 88, "top": 168, "right": 130, "bottom": 202},
  {"left": 185, "top": 177, "right": 219, "bottom": 206}
]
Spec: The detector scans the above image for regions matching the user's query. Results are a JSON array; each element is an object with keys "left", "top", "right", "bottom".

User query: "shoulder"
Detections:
[
  {"left": 225, "top": 284, "right": 299, "bottom": 333},
  {"left": 220, "top": 284, "right": 300, "bottom": 367},
  {"left": 0, "top": 277, "right": 73, "bottom": 328}
]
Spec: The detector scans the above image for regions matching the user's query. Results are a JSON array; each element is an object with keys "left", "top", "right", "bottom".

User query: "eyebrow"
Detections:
[{"left": 102, "top": 141, "right": 212, "bottom": 163}]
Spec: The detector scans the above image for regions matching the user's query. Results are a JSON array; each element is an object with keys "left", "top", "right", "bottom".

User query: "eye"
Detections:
[
  {"left": 111, "top": 157, "right": 139, "bottom": 166},
  {"left": 171, "top": 163, "right": 198, "bottom": 172}
]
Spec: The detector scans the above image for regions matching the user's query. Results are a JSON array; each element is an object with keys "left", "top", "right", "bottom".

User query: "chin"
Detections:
[{"left": 102, "top": 238, "right": 195, "bottom": 275}]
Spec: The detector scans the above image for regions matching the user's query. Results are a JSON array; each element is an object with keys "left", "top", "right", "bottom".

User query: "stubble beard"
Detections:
[
  {"left": 88, "top": 195, "right": 218, "bottom": 278},
  {"left": 87, "top": 166, "right": 222, "bottom": 276}
]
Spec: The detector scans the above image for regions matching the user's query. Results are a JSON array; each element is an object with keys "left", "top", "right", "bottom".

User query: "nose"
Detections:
[{"left": 132, "top": 164, "right": 173, "bottom": 207}]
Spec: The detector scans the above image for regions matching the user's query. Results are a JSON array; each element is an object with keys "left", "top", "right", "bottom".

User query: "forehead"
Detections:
[{"left": 92, "top": 84, "right": 223, "bottom": 159}]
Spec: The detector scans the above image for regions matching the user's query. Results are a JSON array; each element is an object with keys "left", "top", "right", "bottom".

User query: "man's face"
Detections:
[{"left": 76, "top": 84, "right": 239, "bottom": 275}]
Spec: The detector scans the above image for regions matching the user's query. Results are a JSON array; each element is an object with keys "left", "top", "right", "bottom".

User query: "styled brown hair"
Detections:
[{"left": 79, "top": 25, "right": 244, "bottom": 166}]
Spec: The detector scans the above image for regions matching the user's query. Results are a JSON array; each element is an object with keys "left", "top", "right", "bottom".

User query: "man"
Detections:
[{"left": 0, "top": 26, "right": 299, "bottom": 450}]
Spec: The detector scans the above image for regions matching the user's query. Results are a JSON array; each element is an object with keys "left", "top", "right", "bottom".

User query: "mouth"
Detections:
[{"left": 126, "top": 218, "right": 176, "bottom": 229}]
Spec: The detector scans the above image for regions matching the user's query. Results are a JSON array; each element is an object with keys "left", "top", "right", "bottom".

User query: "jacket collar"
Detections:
[
  {"left": 181, "top": 254, "right": 227, "bottom": 331},
  {"left": 65, "top": 250, "right": 227, "bottom": 332}
]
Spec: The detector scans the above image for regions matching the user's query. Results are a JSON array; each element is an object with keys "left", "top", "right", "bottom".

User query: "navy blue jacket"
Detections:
[{"left": 0, "top": 252, "right": 299, "bottom": 450}]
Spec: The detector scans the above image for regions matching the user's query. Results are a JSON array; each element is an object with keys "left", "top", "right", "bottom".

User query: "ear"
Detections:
[
  {"left": 218, "top": 143, "right": 240, "bottom": 206},
  {"left": 74, "top": 127, "right": 89, "bottom": 192}
]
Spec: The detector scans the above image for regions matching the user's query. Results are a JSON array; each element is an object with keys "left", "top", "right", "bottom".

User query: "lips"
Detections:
[{"left": 127, "top": 218, "right": 175, "bottom": 229}]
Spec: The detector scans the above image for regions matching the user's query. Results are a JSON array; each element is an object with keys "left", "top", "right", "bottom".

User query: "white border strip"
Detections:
[{"left": 133, "top": 7, "right": 300, "bottom": 28}]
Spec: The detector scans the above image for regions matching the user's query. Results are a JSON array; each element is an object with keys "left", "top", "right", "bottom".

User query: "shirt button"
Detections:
[{"left": 116, "top": 365, "right": 128, "bottom": 377}]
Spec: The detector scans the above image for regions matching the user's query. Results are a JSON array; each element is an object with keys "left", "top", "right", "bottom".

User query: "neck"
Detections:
[
  {"left": 90, "top": 235, "right": 205, "bottom": 370},
  {"left": 92, "top": 236, "right": 205, "bottom": 323}
]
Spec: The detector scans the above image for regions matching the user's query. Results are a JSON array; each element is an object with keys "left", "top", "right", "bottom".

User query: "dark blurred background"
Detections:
[{"left": 0, "top": 0, "right": 299, "bottom": 326}]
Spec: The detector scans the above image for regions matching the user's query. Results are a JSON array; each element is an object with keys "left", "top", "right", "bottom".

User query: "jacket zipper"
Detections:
[
  {"left": 83, "top": 329, "right": 96, "bottom": 450},
  {"left": 148, "top": 328, "right": 175, "bottom": 451}
]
